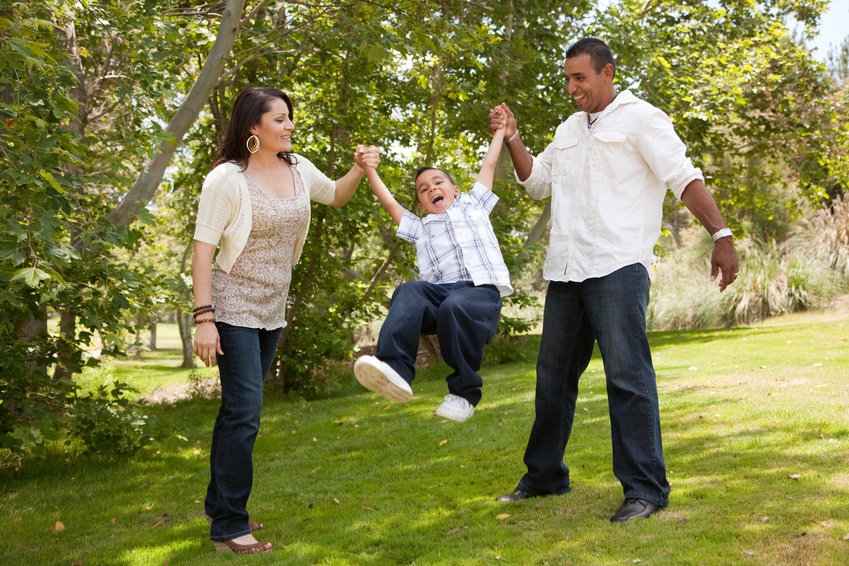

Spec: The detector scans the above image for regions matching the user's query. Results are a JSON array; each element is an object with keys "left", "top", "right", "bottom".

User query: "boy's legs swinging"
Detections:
[{"left": 357, "top": 281, "right": 501, "bottom": 419}]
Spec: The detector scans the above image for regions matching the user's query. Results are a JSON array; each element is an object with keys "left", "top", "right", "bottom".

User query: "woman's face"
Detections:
[{"left": 250, "top": 97, "right": 295, "bottom": 154}]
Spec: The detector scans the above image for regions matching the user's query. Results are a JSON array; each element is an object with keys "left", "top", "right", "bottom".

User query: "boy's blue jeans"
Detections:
[
  {"left": 517, "top": 264, "right": 670, "bottom": 507},
  {"left": 376, "top": 281, "right": 502, "bottom": 406},
  {"left": 205, "top": 322, "right": 282, "bottom": 541}
]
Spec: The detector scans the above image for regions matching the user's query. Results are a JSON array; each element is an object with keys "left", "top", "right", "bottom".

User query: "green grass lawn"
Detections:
[{"left": 2, "top": 308, "right": 848, "bottom": 565}]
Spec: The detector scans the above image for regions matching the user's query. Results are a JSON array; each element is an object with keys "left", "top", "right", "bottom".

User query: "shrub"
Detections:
[
  {"left": 790, "top": 193, "right": 849, "bottom": 280},
  {"left": 65, "top": 382, "right": 156, "bottom": 454}
]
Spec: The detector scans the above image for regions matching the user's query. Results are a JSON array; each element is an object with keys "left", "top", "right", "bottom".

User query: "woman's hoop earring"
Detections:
[{"left": 246, "top": 134, "right": 260, "bottom": 154}]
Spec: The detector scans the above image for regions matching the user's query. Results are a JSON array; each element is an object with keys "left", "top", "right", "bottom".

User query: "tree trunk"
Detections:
[
  {"left": 148, "top": 320, "right": 157, "bottom": 351},
  {"left": 51, "top": 15, "right": 88, "bottom": 384},
  {"left": 524, "top": 201, "right": 551, "bottom": 248},
  {"left": 53, "top": 310, "right": 80, "bottom": 380},
  {"left": 178, "top": 240, "right": 195, "bottom": 369},
  {"left": 361, "top": 241, "right": 403, "bottom": 303},
  {"left": 178, "top": 310, "right": 195, "bottom": 369},
  {"left": 19, "top": 308, "right": 48, "bottom": 377}
]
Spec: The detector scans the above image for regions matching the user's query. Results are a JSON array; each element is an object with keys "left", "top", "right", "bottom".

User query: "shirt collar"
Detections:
[{"left": 602, "top": 89, "right": 637, "bottom": 114}]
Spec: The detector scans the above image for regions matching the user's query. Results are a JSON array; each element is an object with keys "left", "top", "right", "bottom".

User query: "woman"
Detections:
[{"left": 191, "top": 86, "right": 377, "bottom": 554}]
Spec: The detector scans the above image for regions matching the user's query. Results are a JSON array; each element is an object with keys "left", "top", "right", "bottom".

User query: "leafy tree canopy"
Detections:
[{"left": 1, "top": 0, "right": 845, "bottom": 455}]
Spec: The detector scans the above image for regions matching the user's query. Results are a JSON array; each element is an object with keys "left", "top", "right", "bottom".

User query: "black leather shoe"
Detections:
[
  {"left": 496, "top": 488, "right": 537, "bottom": 502},
  {"left": 610, "top": 498, "right": 662, "bottom": 522}
]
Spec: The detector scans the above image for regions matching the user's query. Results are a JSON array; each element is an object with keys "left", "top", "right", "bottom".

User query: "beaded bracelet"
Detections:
[
  {"left": 193, "top": 306, "right": 215, "bottom": 318},
  {"left": 194, "top": 318, "right": 216, "bottom": 325},
  {"left": 192, "top": 303, "right": 214, "bottom": 313}
]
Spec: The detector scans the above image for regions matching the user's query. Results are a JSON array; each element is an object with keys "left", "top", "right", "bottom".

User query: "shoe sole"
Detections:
[
  {"left": 354, "top": 358, "right": 412, "bottom": 403},
  {"left": 434, "top": 406, "right": 474, "bottom": 422}
]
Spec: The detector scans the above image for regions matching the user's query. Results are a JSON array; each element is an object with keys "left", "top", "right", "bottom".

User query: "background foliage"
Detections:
[{"left": 1, "top": 0, "right": 846, "bottom": 455}]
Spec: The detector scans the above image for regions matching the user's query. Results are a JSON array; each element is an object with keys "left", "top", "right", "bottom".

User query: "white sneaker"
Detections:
[
  {"left": 434, "top": 394, "right": 475, "bottom": 422},
  {"left": 353, "top": 355, "right": 413, "bottom": 402}
]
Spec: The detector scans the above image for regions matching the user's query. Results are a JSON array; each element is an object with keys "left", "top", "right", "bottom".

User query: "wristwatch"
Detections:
[{"left": 711, "top": 227, "right": 733, "bottom": 242}]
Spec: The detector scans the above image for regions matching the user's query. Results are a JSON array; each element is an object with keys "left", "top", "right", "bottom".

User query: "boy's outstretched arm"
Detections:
[
  {"left": 365, "top": 168, "right": 406, "bottom": 226},
  {"left": 475, "top": 119, "right": 506, "bottom": 190},
  {"left": 355, "top": 145, "right": 406, "bottom": 226}
]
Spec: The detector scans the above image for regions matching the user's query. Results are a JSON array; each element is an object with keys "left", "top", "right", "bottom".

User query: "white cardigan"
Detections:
[{"left": 193, "top": 156, "right": 336, "bottom": 272}]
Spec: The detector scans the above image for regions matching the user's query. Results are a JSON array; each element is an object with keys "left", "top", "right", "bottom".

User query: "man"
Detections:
[{"left": 489, "top": 37, "right": 738, "bottom": 522}]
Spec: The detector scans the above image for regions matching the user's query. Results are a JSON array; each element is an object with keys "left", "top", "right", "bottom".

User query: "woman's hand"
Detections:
[
  {"left": 192, "top": 322, "right": 223, "bottom": 367},
  {"left": 354, "top": 145, "right": 380, "bottom": 172}
]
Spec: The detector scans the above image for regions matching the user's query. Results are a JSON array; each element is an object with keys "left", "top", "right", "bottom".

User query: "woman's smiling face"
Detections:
[
  {"left": 414, "top": 169, "right": 461, "bottom": 214},
  {"left": 251, "top": 96, "right": 295, "bottom": 154}
]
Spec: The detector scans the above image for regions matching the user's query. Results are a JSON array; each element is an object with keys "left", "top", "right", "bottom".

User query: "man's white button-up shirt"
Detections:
[{"left": 519, "top": 90, "right": 703, "bottom": 283}]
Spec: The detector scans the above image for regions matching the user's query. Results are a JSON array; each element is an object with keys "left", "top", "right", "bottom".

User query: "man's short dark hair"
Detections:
[{"left": 566, "top": 37, "right": 616, "bottom": 76}]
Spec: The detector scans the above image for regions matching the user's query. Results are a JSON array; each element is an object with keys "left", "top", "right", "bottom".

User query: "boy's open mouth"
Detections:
[{"left": 432, "top": 195, "right": 444, "bottom": 205}]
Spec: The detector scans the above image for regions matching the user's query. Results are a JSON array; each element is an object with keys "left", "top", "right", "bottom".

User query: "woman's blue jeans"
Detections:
[
  {"left": 517, "top": 264, "right": 670, "bottom": 507},
  {"left": 205, "top": 322, "right": 282, "bottom": 541}
]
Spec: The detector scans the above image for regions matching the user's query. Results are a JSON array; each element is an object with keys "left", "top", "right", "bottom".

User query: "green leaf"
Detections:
[
  {"left": 38, "top": 170, "right": 67, "bottom": 194},
  {"left": 10, "top": 267, "right": 51, "bottom": 287}
]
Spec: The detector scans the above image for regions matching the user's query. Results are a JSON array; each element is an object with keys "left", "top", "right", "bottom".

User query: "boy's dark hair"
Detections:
[
  {"left": 565, "top": 37, "right": 616, "bottom": 77},
  {"left": 414, "top": 166, "right": 454, "bottom": 185}
]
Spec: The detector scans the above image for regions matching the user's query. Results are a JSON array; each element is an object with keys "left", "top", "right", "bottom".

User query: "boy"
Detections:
[{"left": 354, "top": 125, "right": 512, "bottom": 422}]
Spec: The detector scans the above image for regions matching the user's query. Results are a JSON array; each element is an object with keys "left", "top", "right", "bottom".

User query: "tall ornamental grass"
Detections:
[{"left": 648, "top": 197, "right": 849, "bottom": 330}]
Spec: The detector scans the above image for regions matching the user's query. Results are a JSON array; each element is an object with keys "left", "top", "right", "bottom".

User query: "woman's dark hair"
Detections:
[
  {"left": 214, "top": 86, "right": 296, "bottom": 167},
  {"left": 565, "top": 37, "right": 616, "bottom": 77}
]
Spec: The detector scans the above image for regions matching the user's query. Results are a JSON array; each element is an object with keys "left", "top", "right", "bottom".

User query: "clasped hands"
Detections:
[
  {"left": 355, "top": 145, "right": 380, "bottom": 172},
  {"left": 488, "top": 103, "right": 515, "bottom": 137}
]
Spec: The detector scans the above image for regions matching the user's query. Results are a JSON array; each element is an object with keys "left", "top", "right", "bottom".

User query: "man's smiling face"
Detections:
[
  {"left": 564, "top": 53, "right": 614, "bottom": 114},
  {"left": 415, "top": 169, "right": 461, "bottom": 214}
]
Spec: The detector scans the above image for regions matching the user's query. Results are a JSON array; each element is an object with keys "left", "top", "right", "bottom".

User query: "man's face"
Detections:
[
  {"left": 563, "top": 53, "right": 614, "bottom": 113},
  {"left": 415, "top": 169, "right": 460, "bottom": 214}
]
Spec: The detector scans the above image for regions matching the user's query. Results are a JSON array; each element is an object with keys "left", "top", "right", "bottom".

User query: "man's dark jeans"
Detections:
[{"left": 518, "top": 264, "right": 670, "bottom": 507}]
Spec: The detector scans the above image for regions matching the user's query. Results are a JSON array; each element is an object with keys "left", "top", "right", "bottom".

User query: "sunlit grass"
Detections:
[
  {"left": 74, "top": 323, "right": 219, "bottom": 400},
  {"left": 2, "top": 307, "right": 848, "bottom": 565}
]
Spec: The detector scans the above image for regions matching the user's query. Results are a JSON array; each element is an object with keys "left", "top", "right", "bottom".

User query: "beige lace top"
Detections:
[{"left": 211, "top": 168, "right": 309, "bottom": 329}]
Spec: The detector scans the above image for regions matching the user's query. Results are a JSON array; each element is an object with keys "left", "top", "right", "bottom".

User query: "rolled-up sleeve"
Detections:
[{"left": 635, "top": 108, "right": 703, "bottom": 200}]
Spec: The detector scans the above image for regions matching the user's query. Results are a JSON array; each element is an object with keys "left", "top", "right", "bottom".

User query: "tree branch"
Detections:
[{"left": 107, "top": 0, "right": 247, "bottom": 227}]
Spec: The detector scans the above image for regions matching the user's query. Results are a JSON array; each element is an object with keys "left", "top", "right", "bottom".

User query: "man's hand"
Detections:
[{"left": 710, "top": 237, "right": 739, "bottom": 292}]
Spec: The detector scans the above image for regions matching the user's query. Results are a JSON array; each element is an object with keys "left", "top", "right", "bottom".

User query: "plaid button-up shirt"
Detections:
[{"left": 397, "top": 182, "right": 513, "bottom": 297}]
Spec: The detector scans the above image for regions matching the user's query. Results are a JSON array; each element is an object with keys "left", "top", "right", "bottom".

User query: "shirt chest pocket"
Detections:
[
  {"left": 551, "top": 135, "right": 580, "bottom": 176},
  {"left": 590, "top": 130, "right": 628, "bottom": 173}
]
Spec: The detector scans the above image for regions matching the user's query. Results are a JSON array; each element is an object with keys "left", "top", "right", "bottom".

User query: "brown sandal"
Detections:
[
  {"left": 204, "top": 513, "right": 264, "bottom": 532},
  {"left": 212, "top": 539, "right": 271, "bottom": 554}
]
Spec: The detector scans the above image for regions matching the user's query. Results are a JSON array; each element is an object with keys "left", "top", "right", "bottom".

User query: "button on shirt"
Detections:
[
  {"left": 397, "top": 182, "right": 513, "bottom": 297},
  {"left": 519, "top": 90, "right": 703, "bottom": 283}
]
